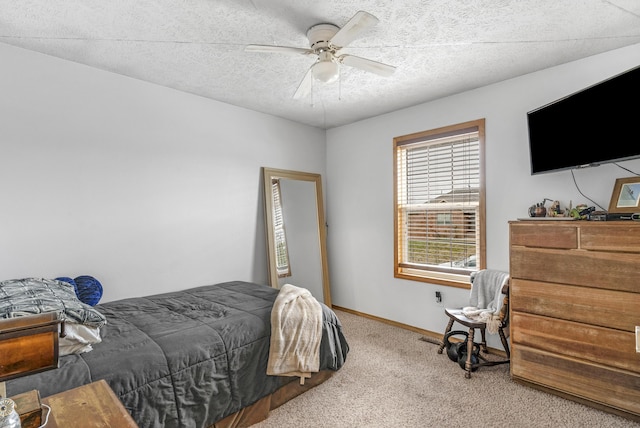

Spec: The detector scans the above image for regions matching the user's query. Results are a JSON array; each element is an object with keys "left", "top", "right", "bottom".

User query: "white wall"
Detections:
[
  {"left": 0, "top": 42, "right": 326, "bottom": 302},
  {"left": 325, "top": 43, "right": 640, "bottom": 346}
]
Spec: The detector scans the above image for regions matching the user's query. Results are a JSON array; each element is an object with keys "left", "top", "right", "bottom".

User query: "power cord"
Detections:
[
  {"left": 614, "top": 162, "right": 640, "bottom": 176},
  {"left": 37, "top": 404, "right": 51, "bottom": 427},
  {"left": 570, "top": 170, "right": 606, "bottom": 211},
  {"left": 570, "top": 163, "right": 640, "bottom": 212}
]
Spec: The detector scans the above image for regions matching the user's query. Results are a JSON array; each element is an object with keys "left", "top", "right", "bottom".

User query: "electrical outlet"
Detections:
[
  {"left": 636, "top": 326, "right": 640, "bottom": 353},
  {"left": 435, "top": 291, "right": 442, "bottom": 304}
]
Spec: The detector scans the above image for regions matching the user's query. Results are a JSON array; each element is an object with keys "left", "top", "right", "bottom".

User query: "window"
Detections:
[
  {"left": 436, "top": 213, "right": 452, "bottom": 225},
  {"left": 271, "top": 179, "right": 291, "bottom": 278},
  {"left": 394, "top": 119, "right": 485, "bottom": 288}
]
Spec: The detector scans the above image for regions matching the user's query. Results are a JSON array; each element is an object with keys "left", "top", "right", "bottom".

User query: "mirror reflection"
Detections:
[{"left": 262, "top": 167, "right": 331, "bottom": 306}]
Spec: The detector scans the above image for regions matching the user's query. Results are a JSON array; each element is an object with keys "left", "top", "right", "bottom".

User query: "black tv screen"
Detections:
[{"left": 527, "top": 65, "right": 640, "bottom": 175}]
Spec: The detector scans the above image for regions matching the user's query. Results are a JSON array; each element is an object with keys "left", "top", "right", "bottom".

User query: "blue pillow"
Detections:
[{"left": 74, "top": 275, "right": 103, "bottom": 306}]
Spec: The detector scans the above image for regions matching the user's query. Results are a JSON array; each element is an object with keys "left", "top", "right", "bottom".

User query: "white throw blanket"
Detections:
[
  {"left": 462, "top": 270, "right": 509, "bottom": 334},
  {"left": 266, "top": 283, "right": 323, "bottom": 381}
]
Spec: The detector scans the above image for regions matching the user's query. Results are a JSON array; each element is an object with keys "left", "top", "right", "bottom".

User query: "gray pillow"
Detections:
[{"left": 0, "top": 277, "right": 107, "bottom": 328}]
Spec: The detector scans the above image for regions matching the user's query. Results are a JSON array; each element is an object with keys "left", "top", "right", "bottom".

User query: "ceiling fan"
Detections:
[{"left": 245, "top": 11, "right": 396, "bottom": 99}]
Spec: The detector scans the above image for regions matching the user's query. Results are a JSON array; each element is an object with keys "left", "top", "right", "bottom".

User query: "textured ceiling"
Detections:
[{"left": 1, "top": 0, "right": 640, "bottom": 129}]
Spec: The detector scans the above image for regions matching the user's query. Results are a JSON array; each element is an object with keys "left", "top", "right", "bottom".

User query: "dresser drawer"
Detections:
[
  {"left": 510, "top": 223, "right": 577, "bottom": 249},
  {"left": 510, "top": 246, "right": 640, "bottom": 293},
  {"left": 512, "top": 346, "right": 640, "bottom": 417},
  {"left": 581, "top": 224, "right": 640, "bottom": 253},
  {"left": 510, "top": 279, "right": 640, "bottom": 331},
  {"left": 511, "top": 312, "right": 640, "bottom": 373}
]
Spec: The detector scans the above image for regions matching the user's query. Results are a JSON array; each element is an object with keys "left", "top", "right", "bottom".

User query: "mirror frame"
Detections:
[{"left": 262, "top": 167, "right": 331, "bottom": 307}]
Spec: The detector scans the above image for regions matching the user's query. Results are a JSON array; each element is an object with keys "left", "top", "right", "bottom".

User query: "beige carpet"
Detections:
[{"left": 253, "top": 310, "right": 639, "bottom": 428}]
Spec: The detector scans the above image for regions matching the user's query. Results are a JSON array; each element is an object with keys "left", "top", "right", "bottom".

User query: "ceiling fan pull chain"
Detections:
[{"left": 311, "top": 77, "right": 315, "bottom": 107}]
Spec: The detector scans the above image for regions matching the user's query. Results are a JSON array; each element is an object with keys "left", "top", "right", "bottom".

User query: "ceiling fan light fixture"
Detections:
[{"left": 311, "top": 60, "right": 339, "bottom": 83}]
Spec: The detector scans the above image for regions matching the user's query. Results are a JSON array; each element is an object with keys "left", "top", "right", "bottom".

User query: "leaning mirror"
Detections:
[{"left": 262, "top": 167, "right": 331, "bottom": 306}]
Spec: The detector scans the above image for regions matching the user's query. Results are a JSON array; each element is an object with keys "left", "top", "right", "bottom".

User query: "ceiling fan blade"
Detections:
[
  {"left": 244, "top": 44, "right": 313, "bottom": 56},
  {"left": 293, "top": 68, "right": 313, "bottom": 99},
  {"left": 340, "top": 54, "right": 396, "bottom": 77},
  {"left": 330, "top": 11, "right": 379, "bottom": 48}
]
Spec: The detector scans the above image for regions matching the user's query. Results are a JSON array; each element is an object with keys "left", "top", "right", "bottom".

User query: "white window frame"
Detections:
[{"left": 393, "top": 119, "right": 486, "bottom": 289}]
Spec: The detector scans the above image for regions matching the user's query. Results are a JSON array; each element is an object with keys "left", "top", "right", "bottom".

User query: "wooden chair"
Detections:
[{"left": 437, "top": 270, "right": 511, "bottom": 378}]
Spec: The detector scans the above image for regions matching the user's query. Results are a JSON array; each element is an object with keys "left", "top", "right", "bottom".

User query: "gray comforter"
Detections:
[{"left": 6, "top": 281, "right": 349, "bottom": 428}]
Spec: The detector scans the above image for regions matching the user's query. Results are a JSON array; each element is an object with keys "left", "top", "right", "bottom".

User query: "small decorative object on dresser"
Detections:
[
  {"left": 8, "top": 390, "right": 42, "bottom": 428},
  {"left": 0, "top": 397, "right": 21, "bottom": 428},
  {"left": 528, "top": 198, "right": 552, "bottom": 217}
]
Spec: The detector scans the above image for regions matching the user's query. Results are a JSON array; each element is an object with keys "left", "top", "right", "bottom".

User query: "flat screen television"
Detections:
[{"left": 527, "top": 64, "right": 640, "bottom": 175}]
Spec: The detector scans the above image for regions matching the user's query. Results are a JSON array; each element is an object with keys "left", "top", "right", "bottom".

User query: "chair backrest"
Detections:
[{"left": 497, "top": 282, "right": 510, "bottom": 327}]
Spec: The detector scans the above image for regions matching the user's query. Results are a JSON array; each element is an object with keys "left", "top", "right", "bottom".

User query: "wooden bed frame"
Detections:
[{"left": 213, "top": 370, "right": 334, "bottom": 428}]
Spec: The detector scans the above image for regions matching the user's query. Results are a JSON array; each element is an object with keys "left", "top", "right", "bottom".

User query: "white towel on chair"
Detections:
[{"left": 462, "top": 270, "right": 509, "bottom": 334}]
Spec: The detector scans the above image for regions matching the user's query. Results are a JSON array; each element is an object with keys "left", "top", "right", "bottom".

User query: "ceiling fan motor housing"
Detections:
[{"left": 307, "top": 24, "right": 340, "bottom": 51}]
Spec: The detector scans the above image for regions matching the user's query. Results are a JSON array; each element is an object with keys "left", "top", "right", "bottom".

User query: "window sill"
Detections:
[{"left": 395, "top": 269, "right": 471, "bottom": 289}]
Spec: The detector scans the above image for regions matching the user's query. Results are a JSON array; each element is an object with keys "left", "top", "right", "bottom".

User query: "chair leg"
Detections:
[
  {"left": 437, "top": 318, "right": 455, "bottom": 354},
  {"left": 498, "top": 327, "right": 510, "bottom": 359},
  {"left": 479, "top": 327, "right": 488, "bottom": 353},
  {"left": 464, "top": 328, "right": 475, "bottom": 378}
]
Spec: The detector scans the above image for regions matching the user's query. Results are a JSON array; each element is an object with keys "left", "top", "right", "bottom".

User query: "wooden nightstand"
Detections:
[{"left": 41, "top": 380, "right": 137, "bottom": 427}]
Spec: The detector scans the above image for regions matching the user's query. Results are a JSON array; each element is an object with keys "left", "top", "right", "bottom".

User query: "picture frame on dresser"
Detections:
[{"left": 608, "top": 176, "right": 640, "bottom": 213}]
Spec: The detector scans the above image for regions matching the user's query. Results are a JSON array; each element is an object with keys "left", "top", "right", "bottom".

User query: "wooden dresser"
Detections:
[{"left": 509, "top": 220, "right": 640, "bottom": 422}]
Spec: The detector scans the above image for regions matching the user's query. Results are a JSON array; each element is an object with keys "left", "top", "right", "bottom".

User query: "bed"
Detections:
[{"left": 2, "top": 278, "right": 349, "bottom": 428}]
